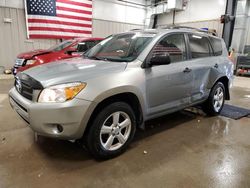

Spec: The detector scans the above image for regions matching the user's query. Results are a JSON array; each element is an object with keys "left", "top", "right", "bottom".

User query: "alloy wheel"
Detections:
[
  {"left": 100, "top": 111, "right": 132, "bottom": 151},
  {"left": 213, "top": 87, "right": 224, "bottom": 112}
]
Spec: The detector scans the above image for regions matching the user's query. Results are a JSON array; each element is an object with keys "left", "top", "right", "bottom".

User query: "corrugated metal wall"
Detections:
[
  {"left": 92, "top": 19, "right": 144, "bottom": 38},
  {"left": 0, "top": 7, "right": 144, "bottom": 69},
  {"left": 0, "top": 7, "right": 59, "bottom": 69}
]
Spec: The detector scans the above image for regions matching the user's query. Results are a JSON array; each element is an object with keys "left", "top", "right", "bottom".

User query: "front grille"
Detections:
[
  {"left": 15, "top": 73, "right": 43, "bottom": 101},
  {"left": 18, "top": 80, "right": 33, "bottom": 100}
]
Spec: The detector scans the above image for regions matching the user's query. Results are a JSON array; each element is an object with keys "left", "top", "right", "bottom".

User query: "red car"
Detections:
[{"left": 13, "top": 37, "right": 103, "bottom": 75}]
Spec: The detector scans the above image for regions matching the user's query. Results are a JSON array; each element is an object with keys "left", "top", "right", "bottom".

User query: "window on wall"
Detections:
[
  {"left": 209, "top": 37, "right": 223, "bottom": 56},
  {"left": 188, "top": 35, "right": 212, "bottom": 59},
  {"left": 151, "top": 34, "right": 187, "bottom": 63}
]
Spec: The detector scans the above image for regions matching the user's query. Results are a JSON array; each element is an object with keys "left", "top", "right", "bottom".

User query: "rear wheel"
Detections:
[
  {"left": 86, "top": 102, "right": 136, "bottom": 159},
  {"left": 202, "top": 82, "right": 225, "bottom": 116}
]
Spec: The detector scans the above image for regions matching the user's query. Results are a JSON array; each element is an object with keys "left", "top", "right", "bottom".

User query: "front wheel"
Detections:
[
  {"left": 202, "top": 82, "right": 225, "bottom": 116},
  {"left": 86, "top": 102, "right": 136, "bottom": 159}
]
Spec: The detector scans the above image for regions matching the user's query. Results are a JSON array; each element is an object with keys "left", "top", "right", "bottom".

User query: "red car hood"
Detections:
[{"left": 17, "top": 49, "right": 52, "bottom": 59}]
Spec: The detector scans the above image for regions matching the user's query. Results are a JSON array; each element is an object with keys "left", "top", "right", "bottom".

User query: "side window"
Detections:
[
  {"left": 188, "top": 34, "right": 212, "bottom": 59},
  {"left": 77, "top": 43, "right": 88, "bottom": 52},
  {"left": 209, "top": 37, "right": 223, "bottom": 56},
  {"left": 151, "top": 34, "right": 187, "bottom": 63},
  {"left": 85, "top": 41, "right": 99, "bottom": 49},
  {"left": 77, "top": 41, "right": 100, "bottom": 52}
]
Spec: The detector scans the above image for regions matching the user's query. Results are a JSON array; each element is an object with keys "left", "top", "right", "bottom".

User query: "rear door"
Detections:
[{"left": 186, "top": 33, "right": 217, "bottom": 103}]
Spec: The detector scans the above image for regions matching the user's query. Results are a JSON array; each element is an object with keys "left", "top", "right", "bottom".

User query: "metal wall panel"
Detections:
[
  {"left": 92, "top": 19, "right": 144, "bottom": 38},
  {"left": 0, "top": 7, "right": 144, "bottom": 69},
  {"left": 0, "top": 7, "right": 58, "bottom": 69},
  {"left": 0, "top": 0, "right": 24, "bottom": 9}
]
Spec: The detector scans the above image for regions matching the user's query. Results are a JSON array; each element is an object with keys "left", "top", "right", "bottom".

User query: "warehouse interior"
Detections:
[{"left": 0, "top": 0, "right": 250, "bottom": 187}]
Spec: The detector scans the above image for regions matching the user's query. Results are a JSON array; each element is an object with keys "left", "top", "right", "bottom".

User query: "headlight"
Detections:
[
  {"left": 38, "top": 82, "right": 86, "bottom": 103},
  {"left": 26, "top": 60, "right": 36, "bottom": 65}
]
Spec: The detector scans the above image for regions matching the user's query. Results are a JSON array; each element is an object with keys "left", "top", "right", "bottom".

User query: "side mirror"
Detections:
[
  {"left": 65, "top": 47, "right": 77, "bottom": 55},
  {"left": 149, "top": 54, "right": 171, "bottom": 66}
]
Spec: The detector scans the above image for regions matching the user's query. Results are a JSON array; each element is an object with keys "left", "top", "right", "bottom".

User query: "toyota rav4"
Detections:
[{"left": 9, "top": 27, "right": 234, "bottom": 159}]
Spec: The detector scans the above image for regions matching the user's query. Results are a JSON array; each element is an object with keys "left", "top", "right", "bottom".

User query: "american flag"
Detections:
[{"left": 25, "top": 0, "right": 92, "bottom": 39}]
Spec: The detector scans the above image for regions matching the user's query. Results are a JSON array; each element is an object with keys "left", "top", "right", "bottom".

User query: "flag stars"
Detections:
[{"left": 27, "top": 0, "right": 56, "bottom": 16}]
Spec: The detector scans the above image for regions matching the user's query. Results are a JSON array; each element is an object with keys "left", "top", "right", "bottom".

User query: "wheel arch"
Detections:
[
  {"left": 82, "top": 90, "right": 145, "bottom": 139},
  {"left": 213, "top": 76, "right": 230, "bottom": 100}
]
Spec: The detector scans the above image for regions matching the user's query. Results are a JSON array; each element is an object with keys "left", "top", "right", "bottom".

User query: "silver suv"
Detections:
[{"left": 9, "top": 28, "right": 234, "bottom": 159}]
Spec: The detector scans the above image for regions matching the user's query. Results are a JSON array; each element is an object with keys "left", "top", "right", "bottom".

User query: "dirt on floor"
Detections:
[{"left": 0, "top": 77, "right": 250, "bottom": 188}]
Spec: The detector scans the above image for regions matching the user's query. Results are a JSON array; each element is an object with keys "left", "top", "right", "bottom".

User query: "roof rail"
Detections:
[
  {"left": 130, "top": 28, "right": 143, "bottom": 31},
  {"left": 160, "top": 25, "right": 217, "bottom": 36}
]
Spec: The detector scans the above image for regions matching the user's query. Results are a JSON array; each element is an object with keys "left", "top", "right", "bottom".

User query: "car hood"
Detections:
[
  {"left": 22, "top": 57, "right": 128, "bottom": 87},
  {"left": 17, "top": 49, "right": 52, "bottom": 59}
]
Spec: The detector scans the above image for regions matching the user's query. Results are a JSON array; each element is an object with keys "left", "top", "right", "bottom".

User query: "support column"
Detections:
[{"left": 222, "top": 0, "right": 238, "bottom": 49}]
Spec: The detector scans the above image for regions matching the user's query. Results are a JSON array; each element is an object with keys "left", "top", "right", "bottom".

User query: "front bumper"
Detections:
[{"left": 9, "top": 87, "right": 94, "bottom": 140}]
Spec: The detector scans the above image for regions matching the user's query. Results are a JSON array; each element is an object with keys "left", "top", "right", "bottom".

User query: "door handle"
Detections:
[
  {"left": 214, "top": 63, "right": 219, "bottom": 68},
  {"left": 183, "top": 67, "right": 192, "bottom": 73}
]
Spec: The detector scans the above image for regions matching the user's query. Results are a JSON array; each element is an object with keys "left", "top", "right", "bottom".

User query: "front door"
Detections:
[{"left": 145, "top": 33, "right": 194, "bottom": 116}]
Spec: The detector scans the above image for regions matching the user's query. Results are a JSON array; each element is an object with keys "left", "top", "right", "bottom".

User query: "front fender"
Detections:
[{"left": 93, "top": 85, "right": 146, "bottom": 116}]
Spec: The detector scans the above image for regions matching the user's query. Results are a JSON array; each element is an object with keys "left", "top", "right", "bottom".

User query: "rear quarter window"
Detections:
[
  {"left": 188, "top": 34, "right": 212, "bottom": 59},
  {"left": 209, "top": 37, "right": 223, "bottom": 56}
]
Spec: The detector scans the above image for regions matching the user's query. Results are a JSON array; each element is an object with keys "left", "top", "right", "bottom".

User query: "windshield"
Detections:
[
  {"left": 48, "top": 40, "right": 74, "bottom": 52},
  {"left": 84, "top": 33, "right": 154, "bottom": 62}
]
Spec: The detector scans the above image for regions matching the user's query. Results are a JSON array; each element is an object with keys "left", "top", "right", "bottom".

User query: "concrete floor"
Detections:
[{"left": 0, "top": 77, "right": 250, "bottom": 188}]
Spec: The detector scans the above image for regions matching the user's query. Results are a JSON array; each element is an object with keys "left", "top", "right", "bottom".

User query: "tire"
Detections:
[
  {"left": 202, "top": 82, "right": 225, "bottom": 116},
  {"left": 86, "top": 102, "right": 136, "bottom": 159}
]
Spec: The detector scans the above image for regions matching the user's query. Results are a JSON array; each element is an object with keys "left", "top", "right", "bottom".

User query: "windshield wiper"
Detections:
[
  {"left": 104, "top": 58, "right": 129, "bottom": 62},
  {"left": 85, "top": 56, "right": 129, "bottom": 62},
  {"left": 85, "top": 56, "right": 108, "bottom": 61}
]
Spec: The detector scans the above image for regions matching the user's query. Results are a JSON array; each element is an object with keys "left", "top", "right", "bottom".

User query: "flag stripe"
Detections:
[
  {"left": 56, "top": 6, "right": 92, "bottom": 15},
  {"left": 28, "top": 18, "right": 92, "bottom": 28},
  {"left": 28, "top": 15, "right": 91, "bottom": 25},
  {"left": 57, "top": 10, "right": 92, "bottom": 18},
  {"left": 57, "top": 14, "right": 92, "bottom": 21},
  {"left": 56, "top": 2, "right": 92, "bottom": 10},
  {"left": 29, "top": 27, "right": 92, "bottom": 34},
  {"left": 56, "top": 0, "right": 92, "bottom": 8},
  {"left": 29, "top": 30, "right": 92, "bottom": 37},
  {"left": 28, "top": 23, "right": 92, "bottom": 31},
  {"left": 30, "top": 34, "right": 91, "bottom": 39},
  {"left": 63, "top": 0, "right": 92, "bottom": 5}
]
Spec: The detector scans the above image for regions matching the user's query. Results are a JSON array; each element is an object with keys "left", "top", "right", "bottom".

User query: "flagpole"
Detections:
[{"left": 23, "top": 0, "right": 30, "bottom": 39}]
